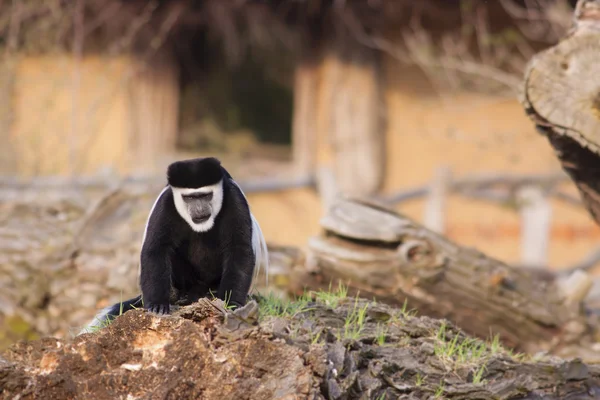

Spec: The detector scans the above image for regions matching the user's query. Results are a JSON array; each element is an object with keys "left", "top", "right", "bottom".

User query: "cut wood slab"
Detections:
[{"left": 521, "top": 0, "right": 600, "bottom": 226}]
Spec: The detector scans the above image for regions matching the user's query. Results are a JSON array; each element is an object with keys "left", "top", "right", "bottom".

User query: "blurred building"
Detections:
[{"left": 0, "top": 0, "right": 596, "bottom": 270}]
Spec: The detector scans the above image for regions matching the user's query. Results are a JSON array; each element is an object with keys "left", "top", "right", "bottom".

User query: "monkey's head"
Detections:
[{"left": 167, "top": 157, "right": 225, "bottom": 232}]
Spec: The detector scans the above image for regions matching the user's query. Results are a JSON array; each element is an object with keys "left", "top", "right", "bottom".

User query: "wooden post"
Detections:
[
  {"left": 291, "top": 56, "right": 319, "bottom": 178},
  {"left": 423, "top": 166, "right": 451, "bottom": 234},
  {"left": 316, "top": 165, "right": 338, "bottom": 215},
  {"left": 0, "top": 59, "right": 17, "bottom": 175},
  {"left": 322, "top": 33, "right": 386, "bottom": 197},
  {"left": 517, "top": 185, "right": 552, "bottom": 267},
  {"left": 127, "top": 51, "right": 180, "bottom": 177}
]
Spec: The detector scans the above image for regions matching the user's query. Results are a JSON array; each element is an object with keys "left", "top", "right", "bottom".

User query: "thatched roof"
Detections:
[
  {"left": 0, "top": 0, "right": 579, "bottom": 96},
  {"left": 0, "top": 0, "right": 578, "bottom": 57}
]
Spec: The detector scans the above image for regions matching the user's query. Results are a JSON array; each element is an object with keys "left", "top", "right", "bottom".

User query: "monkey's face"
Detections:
[
  {"left": 182, "top": 192, "right": 213, "bottom": 223},
  {"left": 171, "top": 181, "right": 224, "bottom": 233}
]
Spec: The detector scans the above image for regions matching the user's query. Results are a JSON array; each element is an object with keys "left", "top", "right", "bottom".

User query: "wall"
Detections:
[
  {"left": 3, "top": 51, "right": 598, "bottom": 272},
  {"left": 381, "top": 62, "right": 600, "bottom": 269},
  {"left": 2, "top": 54, "right": 179, "bottom": 178},
  {"left": 246, "top": 56, "right": 600, "bottom": 272}
]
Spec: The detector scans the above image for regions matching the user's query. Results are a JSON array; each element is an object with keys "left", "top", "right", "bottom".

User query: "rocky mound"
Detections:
[{"left": 2, "top": 293, "right": 600, "bottom": 400}]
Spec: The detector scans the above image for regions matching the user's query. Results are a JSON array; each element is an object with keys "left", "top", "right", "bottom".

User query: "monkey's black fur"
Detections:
[
  {"left": 84, "top": 157, "right": 257, "bottom": 330},
  {"left": 96, "top": 295, "right": 144, "bottom": 324},
  {"left": 140, "top": 178, "right": 254, "bottom": 314},
  {"left": 167, "top": 157, "right": 224, "bottom": 188}
]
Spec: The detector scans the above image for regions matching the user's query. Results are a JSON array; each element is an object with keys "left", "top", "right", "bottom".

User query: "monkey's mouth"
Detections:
[{"left": 192, "top": 215, "right": 210, "bottom": 223}]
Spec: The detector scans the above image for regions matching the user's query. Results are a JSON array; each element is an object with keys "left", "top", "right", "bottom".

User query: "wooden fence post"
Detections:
[
  {"left": 423, "top": 166, "right": 451, "bottom": 234},
  {"left": 316, "top": 165, "right": 338, "bottom": 215},
  {"left": 517, "top": 185, "right": 552, "bottom": 267}
]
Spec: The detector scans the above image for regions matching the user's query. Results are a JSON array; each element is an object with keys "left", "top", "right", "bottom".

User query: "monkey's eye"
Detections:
[{"left": 182, "top": 192, "right": 213, "bottom": 201}]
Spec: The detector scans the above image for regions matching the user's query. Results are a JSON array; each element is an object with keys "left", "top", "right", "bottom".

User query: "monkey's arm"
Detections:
[
  {"left": 139, "top": 194, "right": 174, "bottom": 315},
  {"left": 140, "top": 245, "right": 172, "bottom": 314},
  {"left": 217, "top": 227, "right": 255, "bottom": 308}
]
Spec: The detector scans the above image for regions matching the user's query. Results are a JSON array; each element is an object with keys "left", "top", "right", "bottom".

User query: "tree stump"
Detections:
[{"left": 521, "top": 0, "right": 600, "bottom": 226}]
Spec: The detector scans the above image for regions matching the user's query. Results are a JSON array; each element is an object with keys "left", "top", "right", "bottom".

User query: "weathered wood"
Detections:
[
  {"left": 423, "top": 165, "right": 451, "bottom": 234},
  {"left": 559, "top": 269, "right": 594, "bottom": 306},
  {"left": 290, "top": 196, "right": 600, "bottom": 361},
  {"left": 128, "top": 51, "right": 180, "bottom": 176},
  {"left": 517, "top": 185, "right": 551, "bottom": 267},
  {"left": 323, "top": 32, "right": 387, "bottom": 197},
  {"left": 0, "top": 175, "right": 316, "bottom": 196},
  {"left": 521, "top": 0, "right": 600, "bottom": 227},
  {"left": 316, "top": 165, "right": 338, "bottom": 212},
  {"left": 291, "top": 57, "right": 319, "bottom": 177},
  {"left": 0, "top": 60, "right": 17, "bottom": 175}
]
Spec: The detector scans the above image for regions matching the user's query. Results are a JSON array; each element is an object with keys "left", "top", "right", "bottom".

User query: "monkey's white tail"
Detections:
[
  {"left": 230, "top": 179, "right": 269, "bottom": 291},
  {"left": 250, "top": 212, "right": 269, "bottom": 291}
]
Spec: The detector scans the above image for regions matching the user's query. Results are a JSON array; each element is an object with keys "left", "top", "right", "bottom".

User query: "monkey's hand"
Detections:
[{"left": 146, "top": 303, "right": 170, "bottom": 315}]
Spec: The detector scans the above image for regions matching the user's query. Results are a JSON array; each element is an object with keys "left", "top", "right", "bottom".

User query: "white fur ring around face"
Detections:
[{"left": 171, "top": 181, "right": 224, "bottom": 233}]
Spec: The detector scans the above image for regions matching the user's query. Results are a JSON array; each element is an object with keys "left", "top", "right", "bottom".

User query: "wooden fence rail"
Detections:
[{"left": 1, "top": 168, "right": 598, "bottom": 272}]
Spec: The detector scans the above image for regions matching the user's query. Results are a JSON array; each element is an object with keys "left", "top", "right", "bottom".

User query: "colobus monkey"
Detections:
[{"left": 80, "top": 157, "right": 269, "bottom": 334}]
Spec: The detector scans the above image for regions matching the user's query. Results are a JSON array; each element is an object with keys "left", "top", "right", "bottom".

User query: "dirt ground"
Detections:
[{"left": 3, "top": 295, "right": 600, "bottom": 400}]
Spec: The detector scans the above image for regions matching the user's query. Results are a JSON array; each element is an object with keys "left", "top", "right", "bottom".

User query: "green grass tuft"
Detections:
[
  {"left": 338, "top": 295, "right": 369, "bottom": 341},
  {"left": 431, "top": 321, "right": 528, "bottom": 385},
  {"left": 415, "top": 373, "right": 425, "bottom": 387},
  {"left": 375, "top": 323, "right": 388, "bottom": 346},
  {"left": 257, "top": 290, "right": 314, "bottom": 319},
  {"left": 313, "top": 281, "right": 348, "bottom": 308}
]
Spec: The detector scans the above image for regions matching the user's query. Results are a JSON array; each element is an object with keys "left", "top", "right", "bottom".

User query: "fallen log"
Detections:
[
  {"left": 289, "top": 197, "right": 600, "bottom": 361},
  {"left": 3, "top": 295, "right": 600, "bottom": 400}
]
